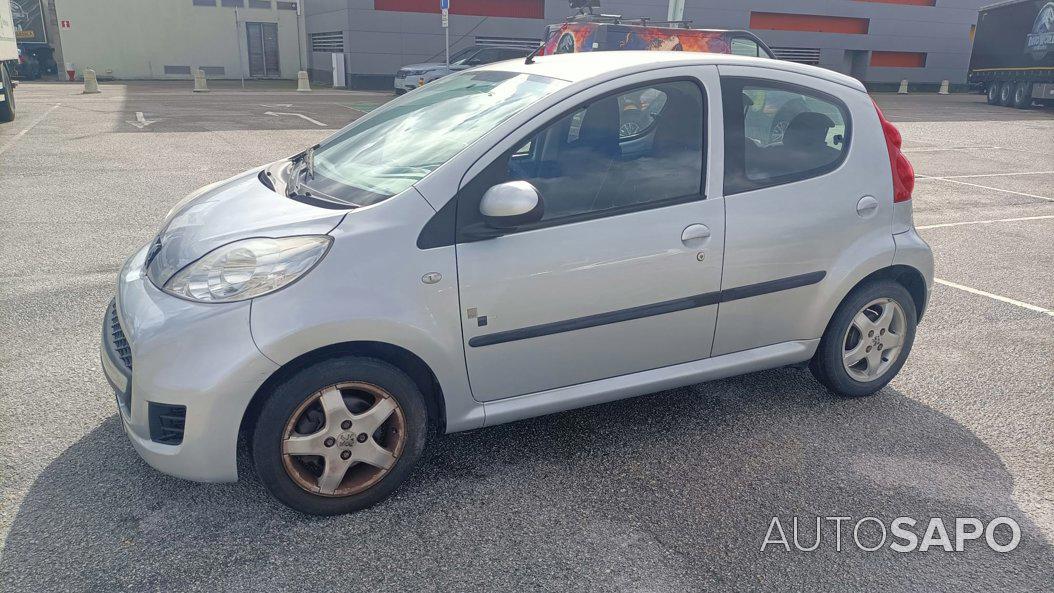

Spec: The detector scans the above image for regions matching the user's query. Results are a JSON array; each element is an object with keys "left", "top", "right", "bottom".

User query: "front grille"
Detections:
[
  {"left": 149, "top": 403, "right": 187, "bottom": 445},
  {"left": 108, "top": 301, "right": 132, "bottom": 371}
]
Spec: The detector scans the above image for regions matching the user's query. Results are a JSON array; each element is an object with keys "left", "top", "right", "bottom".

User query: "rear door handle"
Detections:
[{"left": 681, "top": 224, "right": 711, "bottom": 247}]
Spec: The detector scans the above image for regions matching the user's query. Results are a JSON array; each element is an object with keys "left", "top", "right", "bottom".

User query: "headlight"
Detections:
[{"left": 163, "top": 236, "right": 332, "bottom": 303}]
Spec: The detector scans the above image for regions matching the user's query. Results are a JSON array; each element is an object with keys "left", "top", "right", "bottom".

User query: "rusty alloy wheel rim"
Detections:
[{"left": 281, "top": 381, "right": 407, "bottom": 497}]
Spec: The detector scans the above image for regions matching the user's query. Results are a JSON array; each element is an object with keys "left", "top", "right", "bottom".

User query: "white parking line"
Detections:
[
  {"left": 0, "top": 103, "right": 60, "bottom": 157},
  {"left": 917, "top": 215, "right": 1054, "bottom": 230},
  {"left": 920, "top": 170, "right": 1054, "bottom": 180},
  {"left": 903, "top": 146, "right": 1001, "bottom": 153},
  {"left": 918, "top": 176, "right": 1053, "bottom": 202},
  {"left": 935, "top": 278, "right": 1054, "bottom": 317}
]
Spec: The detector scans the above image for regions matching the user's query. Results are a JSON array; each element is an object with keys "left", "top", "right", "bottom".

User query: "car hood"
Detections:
[
  {"left": 400, "top": 62, "right": 447, "bottom": 71},
  {"left": 145, "top": 166, "right": 348, "bottom": 287}
]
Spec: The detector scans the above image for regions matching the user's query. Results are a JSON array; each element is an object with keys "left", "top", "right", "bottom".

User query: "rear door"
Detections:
[
  {"left": 712, "top": 67, "right": 894, "bottom": 356},
  {"left": 455, "top": 67, "right": 726, "bottom": 401}
]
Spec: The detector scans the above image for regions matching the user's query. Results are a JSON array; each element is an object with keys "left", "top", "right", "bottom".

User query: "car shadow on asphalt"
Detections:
[{"left": 2, "top": 367, "right": 1051, "bottom": 592}]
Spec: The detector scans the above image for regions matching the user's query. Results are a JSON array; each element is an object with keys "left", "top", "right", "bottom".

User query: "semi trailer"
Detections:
[
  {"left": 0, "top": 0, "right": 17, "bottom": 122},
  {"left": 969, "top": 0, "right": 1054, "bottom": 108}
]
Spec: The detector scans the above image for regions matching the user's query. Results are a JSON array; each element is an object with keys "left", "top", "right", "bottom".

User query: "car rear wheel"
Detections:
[
  {"left": 810, "top": 280, "right": 917, "bottom": 397},
  {"left": 986, "top": 82, "right": 1001, "bottom": 105},
  {"left": 1012, "top": 82, "right": 1033, "bottom": 109},
  {"left": 0, "top": 63, "right": 15, "bottom": 123},
  {"left": 252, "top": 356, "right": 431, "bottom": 515},
  {"left": 998, "top": 81, "right": 1014, "bottom": 106}
]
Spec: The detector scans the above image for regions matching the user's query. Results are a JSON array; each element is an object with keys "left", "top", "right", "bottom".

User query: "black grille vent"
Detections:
[
  {"left": 149, "top": 403, "right": 187, "bottom": 445},
  {"left": 108, "top": 302, "right": 132, "bottom": 371}
]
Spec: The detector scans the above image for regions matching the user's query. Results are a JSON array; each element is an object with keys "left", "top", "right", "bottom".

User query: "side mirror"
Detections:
[{"left": 479, "top": 181, "right": 545, "bottom": 229}]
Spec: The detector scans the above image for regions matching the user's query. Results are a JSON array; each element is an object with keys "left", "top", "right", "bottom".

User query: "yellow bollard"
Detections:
[
  {"left": 297, "top": 70, "right": 311, "bottom": 92},
  {"left": 897, "top": 79, "right": 909, "bottom": 94},
  {"left": 193, "top": 69, "right": 209, "bottom": 92},
  {"left": 82, "top": 69, "right": 101, "bottom": 94}
]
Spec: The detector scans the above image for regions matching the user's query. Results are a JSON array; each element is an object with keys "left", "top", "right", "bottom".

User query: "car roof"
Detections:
[{"left": 477, "top": 51, "right": 867, "bottom": 93}]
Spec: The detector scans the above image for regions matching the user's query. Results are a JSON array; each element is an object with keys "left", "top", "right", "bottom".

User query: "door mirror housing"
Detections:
[{"left": 479, "top": 181, "right": 545, "bottom": 229}]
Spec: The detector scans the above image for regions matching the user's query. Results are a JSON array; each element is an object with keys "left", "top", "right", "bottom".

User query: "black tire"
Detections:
[
  {"left": 809, "top": 279, "right": 918, "bottom": 398},
  {"left": 998, "top": 81, "right": 1014, "bottom": 106},
  {"left": 1012, "top": 82, "right": 1033, "bottom": 109},
  {"left": 986, "top": 82, "right": 1001, "bottom": 105},
  {"left": 0, "top": 63, "right": 15, "bottom": 124},
  {"left": 252, "top": 356, "right": 431, "bottom": 515}
]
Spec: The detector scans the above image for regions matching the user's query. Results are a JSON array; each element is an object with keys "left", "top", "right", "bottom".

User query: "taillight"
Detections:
[{"left": 872, "top": 99, "right": 914, "bottom": 203}]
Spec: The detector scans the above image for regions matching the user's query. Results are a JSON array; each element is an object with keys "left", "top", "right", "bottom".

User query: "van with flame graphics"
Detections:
[{"left": 541, "top": 21, "right": 774, "bottom": 59}]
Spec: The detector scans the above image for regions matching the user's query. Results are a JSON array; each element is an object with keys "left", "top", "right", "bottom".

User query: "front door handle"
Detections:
[{"left": 681, "top": 223, "right": 711, "bottom": 247}]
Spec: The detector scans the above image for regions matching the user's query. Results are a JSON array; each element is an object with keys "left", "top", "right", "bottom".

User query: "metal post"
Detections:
[
  {"left": 445, "top": 24, "right": 449, "bottom": 66},
  {"left": 235, "top": 8, "right": 245, "bottom": 89},
  {"left": 667, "top": 0, "right": 685, "bottom": 22}
]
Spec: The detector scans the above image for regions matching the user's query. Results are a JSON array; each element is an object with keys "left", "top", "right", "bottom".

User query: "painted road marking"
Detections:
[
  {"left": 126, "top": 111, "right": 159, "bottom": 129},
  {"left": 935, "top": 278, "right": 1054, "bottom": 317},
  {"left": 903, "top": 146, "right": 1001, "bottom": 153},
  {"left": 917, "top": 176, "right": 1053, "bottom": 202},
  {"left": 264, "top": 111, "right": 327, "bottom": 127},
  {"left": 917, "top": 215, "right": 1054, "bottom": 230},
  {"left": 920, "top": 170, "right": 1054, "bottom": 180},
  {"left": 0, "top": 103, "right": 60, "bottom": 157}
]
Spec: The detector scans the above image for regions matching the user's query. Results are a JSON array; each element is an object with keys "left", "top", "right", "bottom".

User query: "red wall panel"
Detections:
[
  {"left": 870, "top": 51, "right": 927, "bottom": 67},
  {"left": 749, "top": 12, "right": 870, "bottom": 34},
  {"left": 375, "top": 0, "right": 544, "bottom": 19}
]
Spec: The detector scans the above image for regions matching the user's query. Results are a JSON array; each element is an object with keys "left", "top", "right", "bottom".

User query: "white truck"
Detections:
[{"left": 1, "top": 0, "right": 18, "bottom": 122}]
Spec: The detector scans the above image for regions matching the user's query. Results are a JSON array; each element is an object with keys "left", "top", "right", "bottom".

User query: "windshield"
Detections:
[
  {"left": 300, "top": 70, "right": 568, "bottom": 207},
  {"left": 448, "top": 46, "right": 479, "bottom": 64}
]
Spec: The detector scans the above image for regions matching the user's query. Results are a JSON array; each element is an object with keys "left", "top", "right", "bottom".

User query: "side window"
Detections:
[
  {"left": 730, "top": 37, "right": 760, "bottom": 57},
  {"left": 721, "top": 77, "right": 850, "bottom": 195},
  {"left": 456, "top": 80, "right": 705, "bottom": 239}
]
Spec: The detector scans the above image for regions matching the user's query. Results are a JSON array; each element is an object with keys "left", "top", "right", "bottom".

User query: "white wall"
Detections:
[{"left": 54, "top": 0, "right": 302, "bottom": 79}]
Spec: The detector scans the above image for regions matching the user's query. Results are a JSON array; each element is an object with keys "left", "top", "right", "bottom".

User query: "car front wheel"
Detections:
[
  {"left": 810, "top": 280, "right": 918, "bottom": 397},
  {"left": 252, "top": 357, "right": 431, "bottom": 515}
]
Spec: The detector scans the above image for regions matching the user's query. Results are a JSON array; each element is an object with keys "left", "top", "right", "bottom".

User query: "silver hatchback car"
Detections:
[{"left": 101, "top": 52, "right": 931, "bottom": 515}]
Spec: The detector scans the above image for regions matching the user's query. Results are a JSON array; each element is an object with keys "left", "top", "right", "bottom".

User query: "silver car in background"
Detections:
[
  {"left": 101, "top": 52, "right": 931, "bottom": 515},
  {"left": 394, "top": 45, "right": 532, "bottom": 93}
]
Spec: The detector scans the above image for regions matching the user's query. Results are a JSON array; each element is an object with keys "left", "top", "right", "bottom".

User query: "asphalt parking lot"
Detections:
[{"left": 1, "top": 81, "right": 1052, "bottom": 592}]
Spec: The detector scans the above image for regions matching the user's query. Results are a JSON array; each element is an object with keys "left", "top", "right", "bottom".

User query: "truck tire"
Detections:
[
  {"left": 0, "top": 63, "right": 15, "bottom": 123},
  {"left": 986, "top": 82, "right": 1001, "bottom": 105},
  {"left": 998, "top": 81, "right": 1014, "bottom": 106},
  {"left": 1012, "top": 82, "right": 1033, "bottom": 109}
]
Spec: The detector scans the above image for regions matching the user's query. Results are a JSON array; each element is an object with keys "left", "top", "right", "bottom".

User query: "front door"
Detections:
[
  {"left": 456, "top": 74, "right": 726, "bottom": 401},
  {"left": 246, "top": 22, "right": 280, "bottom": 78}
]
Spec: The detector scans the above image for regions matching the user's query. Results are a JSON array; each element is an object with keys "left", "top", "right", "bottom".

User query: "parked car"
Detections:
[
  {"left": 394, "top": 45, "right": 532, "bottom": 93},
  {"left": 12, "top": 47, "right": 40, "bottom": 80},
  {"left": 101, "top": 51, "right": 930, "bottom": 515},
  {"left": 541, "top": 18, "right": 774, "bottom": 59}
]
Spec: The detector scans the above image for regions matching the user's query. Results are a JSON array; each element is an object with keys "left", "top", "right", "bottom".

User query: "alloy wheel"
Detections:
[
  {"left": 281, "top": 382, "right": 406, "bottom": 497},
  {"left": 841, "top": 298, "right": 907, "bottom": 383}
]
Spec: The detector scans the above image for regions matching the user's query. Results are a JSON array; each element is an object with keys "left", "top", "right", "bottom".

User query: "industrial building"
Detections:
[
  {"left": 20, "top": 0, "right": 306, "bottom": 80},
  {"left": 303, "top": 0, "right": 988, "bottom": 88}
]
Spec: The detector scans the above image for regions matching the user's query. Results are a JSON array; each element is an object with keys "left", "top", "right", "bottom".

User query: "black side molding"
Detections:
[{"left": 467, "top": 271, "right": 826, "bottom": 348}]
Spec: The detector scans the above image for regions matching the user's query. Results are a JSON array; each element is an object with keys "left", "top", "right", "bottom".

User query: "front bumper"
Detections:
[
  {"left": 100, "top": 244, "right": 279, "bottom": 482},
  {"left": 394, "top": 74, "right": 422, "bottom": 92}
]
